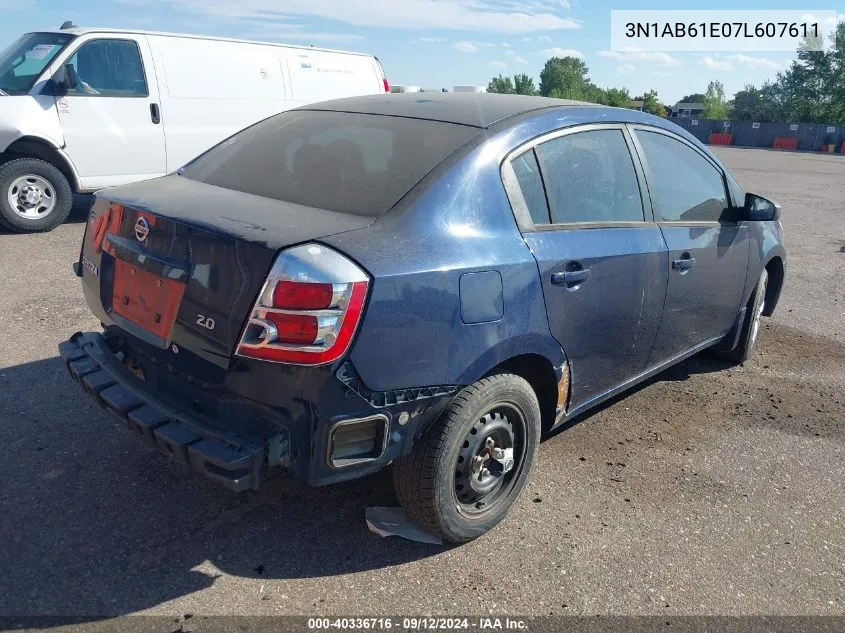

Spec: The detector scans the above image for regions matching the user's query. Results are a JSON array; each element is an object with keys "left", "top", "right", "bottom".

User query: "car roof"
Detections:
[{"left": 299, "top": 93, "right": 599, "bottom": 128}]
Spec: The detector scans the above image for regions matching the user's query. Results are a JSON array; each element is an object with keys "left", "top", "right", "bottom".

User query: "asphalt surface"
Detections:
[{"left": 0, "top": 148, "right": 842, "bottom": 618}]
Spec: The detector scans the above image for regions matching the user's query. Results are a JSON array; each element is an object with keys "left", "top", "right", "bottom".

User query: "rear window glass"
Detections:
[{"left": 180, "top": 110, "right": 480, "bottom": 215}]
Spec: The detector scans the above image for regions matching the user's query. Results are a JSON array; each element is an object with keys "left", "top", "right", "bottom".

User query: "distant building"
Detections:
[
  {"left": 672, "top": 102, "right": 705, "bottom": 118},
  {"left": 453, "top": 85, "right": 486, "bottom": 93},
  {"left": 630, "top": 100, "right": 644, "bottom": 111}
]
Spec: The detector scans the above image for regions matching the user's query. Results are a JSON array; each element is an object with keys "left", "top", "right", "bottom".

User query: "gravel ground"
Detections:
[{"left": 0, "top": 148, "right": 842, "bottom": 618}]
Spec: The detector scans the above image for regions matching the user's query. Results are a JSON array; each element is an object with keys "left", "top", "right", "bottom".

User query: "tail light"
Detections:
[
  {"left": 236, "top": 243, "right": 369, "bottom": 365},
  {"left": 383, "top": 77, "right": 390, "bottom": 93}
]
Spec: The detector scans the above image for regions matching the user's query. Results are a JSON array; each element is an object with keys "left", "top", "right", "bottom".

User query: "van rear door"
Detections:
[{"left": 53, "top": 34, "right": 167, "bottom": 190}]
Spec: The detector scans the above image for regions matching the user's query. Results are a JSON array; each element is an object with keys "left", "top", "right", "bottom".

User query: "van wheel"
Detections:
[
  {"left": 393, "top": 373, "right": 541, "bottom": 543},
  {"left": 724, "top": 268, "right": 768, "bottom": 364},
  {"left": 0, "top": 158, "right": 74, "bottom": 233}
]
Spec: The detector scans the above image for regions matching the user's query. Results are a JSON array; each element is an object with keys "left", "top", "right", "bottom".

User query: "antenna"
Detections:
[{"left": 60, "top": 21, "right": 77, "bottom": 30}]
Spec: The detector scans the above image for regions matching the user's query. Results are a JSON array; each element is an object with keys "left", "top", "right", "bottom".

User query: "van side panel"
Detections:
[
  {"left": 151, "top": 36, "right": 384, "bottom": 172},
  {"left": 151, "top": 35, "right": 292, "bottom": 171},
  {"left": 284, "top": 49, "right": 383, "bottom": 104}
]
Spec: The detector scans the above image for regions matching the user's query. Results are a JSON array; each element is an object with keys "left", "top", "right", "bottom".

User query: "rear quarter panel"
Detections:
[{"left": 324, "top": 128, "right": 563, "bottom": 393}]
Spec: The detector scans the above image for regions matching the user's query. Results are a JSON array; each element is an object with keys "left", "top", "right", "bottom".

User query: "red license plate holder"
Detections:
[{"left": 112, "top": 259, "right": 186, "bottom": 343}]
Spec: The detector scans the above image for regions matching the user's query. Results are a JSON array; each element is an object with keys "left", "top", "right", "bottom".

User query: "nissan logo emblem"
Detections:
[{"left": 134, "top": 216, "right": 150, "bottom": 242}]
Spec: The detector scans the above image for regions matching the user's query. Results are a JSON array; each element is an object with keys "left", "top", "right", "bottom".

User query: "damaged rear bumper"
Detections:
[{"left": 58, "top": 332, "right": 287, "bottom": 492}]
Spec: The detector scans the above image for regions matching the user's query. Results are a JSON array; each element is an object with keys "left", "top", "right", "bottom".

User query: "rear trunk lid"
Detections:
[{"left": 79, "top": 175, "right": 375, "bottom": 369}]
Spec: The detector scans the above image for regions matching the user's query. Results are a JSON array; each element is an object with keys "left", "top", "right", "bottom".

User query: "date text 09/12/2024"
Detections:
[
  {"left": 625, "top": 22, "right": 820, "bottom": 39},
  {"left": 307, "top": 618, "right": 528, "bottom": 630}
]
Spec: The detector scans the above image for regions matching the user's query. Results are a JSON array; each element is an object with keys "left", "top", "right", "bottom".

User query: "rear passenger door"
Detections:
[
  {"left": 630, "top": 127, "right": 749, "bottom": 366},
  {"left": 504, "top": 125, "right": 669, "bottom": 412}
]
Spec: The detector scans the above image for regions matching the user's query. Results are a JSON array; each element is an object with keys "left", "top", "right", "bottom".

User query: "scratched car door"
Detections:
[{"left": 509, "top": 125, "right": 669, "bottom": 412}]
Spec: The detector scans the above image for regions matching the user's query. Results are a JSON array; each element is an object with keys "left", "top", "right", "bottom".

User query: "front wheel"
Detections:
[
  {"left": 393, "top": 373, "right": 541, "bottom": 543},
  {"left": 724, "top": 269, "right": 768, "bottom": 364},
  {"left": 0, "top": 158, "right": 74, "bottom": 233}
]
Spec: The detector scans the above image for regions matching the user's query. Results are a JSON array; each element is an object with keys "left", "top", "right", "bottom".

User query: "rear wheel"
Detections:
[
  {"left": 724, "top": 268, "right": 768, "bottom": 364},
  {"left": 393, "top": 373, "right": 541, "bottom": 543},
  {"left": 0, "top": 158, "right": 73, "bottom": 233}
]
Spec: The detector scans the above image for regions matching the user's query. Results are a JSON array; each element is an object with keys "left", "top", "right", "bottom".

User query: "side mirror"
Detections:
[
  {"left": 63, "top": 63, "right": 79, "bottom": 90},
  {"left": 52, "top": 63, "right": 78, "bottom": 94},
  {"left": 741, "top": 192, "right": 780, "bottom": 222}
]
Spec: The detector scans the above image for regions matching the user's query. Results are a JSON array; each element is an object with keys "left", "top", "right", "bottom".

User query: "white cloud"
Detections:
[
  {"left": 801, "top": 12, "right": 839, "bottom": 26},
  {"left": 515, "top": 55, "right": 529, "bottom": 64},
  {"left": 491, "top": 60, "right": 508, "bottom": 68},
  {"left": 502, "top": 42, "right": 512, "bottom": 48},
  {"left": 415, "top": 36, "right": 446, "bottom": 43},
  {"left": 723, "top": 54, "right": 780, "bottom": 71},
  {"left": 598, "top": 49, "right": 680, "bottom": 66},
  {"left": 454, "top": 40, "right": 480, "bottom": 53},
  {"left": 616, "top": 64, "right": 636, "bottom": 74},
  {"left": 225, "top": 21, "right": 365, "bottom": 42},
  {"left": 137, "top": 0, "right": 582, "bottom": 34},
  {"left": 698, "top": 55, "right": 732, "bottom": 71},
  {"left": 505, "top": 48, "right": 516, "bottom": 56},
  {"left": 541, "top": 47, "right": 584, "bottom": 58}
]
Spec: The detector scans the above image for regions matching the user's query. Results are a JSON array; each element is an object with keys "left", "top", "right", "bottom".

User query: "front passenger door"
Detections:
[
  {"left": 55, "top": 36, "right": 167, "bottom": 190},
  {"left": 506, "top": 126, "right": 669, "bottom": 412},
  {"left": 632, "top": 128, "right": 749, "bottom": 366}
]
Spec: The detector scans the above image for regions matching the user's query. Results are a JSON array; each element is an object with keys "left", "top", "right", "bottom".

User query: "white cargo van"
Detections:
[{"left": 0, "top": 25, "right": 389, "bottom": 232}]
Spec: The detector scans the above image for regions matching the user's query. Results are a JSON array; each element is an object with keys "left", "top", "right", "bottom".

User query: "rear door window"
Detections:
[
  {"left": 180, "top": 111, "right": 480, "bottom": 215},
  {"left": 511, "top": 150, "right": 550, "bottom": 225},
  {"left": 635, "top": 130, "right": 728, "bottom": 222},
  {"left": 535, "top": 129, "right": 644, "bottom": 224}
]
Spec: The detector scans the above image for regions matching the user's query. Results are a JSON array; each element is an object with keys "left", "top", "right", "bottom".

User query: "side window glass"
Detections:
[
  {"left": 535, "top": 129, "right": 644, "bottom": 224},
  {"left": 511, "top": 150, "right": 550, "bottom": 225},
  {"left": 66, "top": 39, "right": 148, "bottom": 97},
  {"left": 636, "top": 130, "right": 728, "bottom": 222}
]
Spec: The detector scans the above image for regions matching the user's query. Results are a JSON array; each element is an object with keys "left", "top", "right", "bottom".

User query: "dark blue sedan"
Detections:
[{"left": 60, "top": 93, "right": 786, "bottom": 542}]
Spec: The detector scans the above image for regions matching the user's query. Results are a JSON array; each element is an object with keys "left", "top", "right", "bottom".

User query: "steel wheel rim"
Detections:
[
  {"left": 452, "top": 402, "right": 527, "bottom": 517},
  {"left": 7, "top": 174, "right": 56, "bottom": 219},
  {"left": 749, "top": 280, "right": 767, "bottom": 347}
]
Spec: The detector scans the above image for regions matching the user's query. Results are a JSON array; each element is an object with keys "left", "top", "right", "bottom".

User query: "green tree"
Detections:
[
  {"left": 603, "top": 87, "right": 632, "bottom": 107},
  {"left": 637, "top": 90, "right": 667, "bottom": 117},
  {"left": 703, "top": 80, "right": 729, "bottom": 119},
  {"left": 679, "top": 93, "right": 706, "bottom": 103},
  {"left": 513, "top": 73, "right": 537, "bottom": 96},
  {"left": 487, "top": 74, "right": 515, "bottom": 94},
  {"left": 539, "top": 56, "right": 590, "bottom": 99},
  {"left": 731, "top": 84, "right": 764, "bottom": 120}
]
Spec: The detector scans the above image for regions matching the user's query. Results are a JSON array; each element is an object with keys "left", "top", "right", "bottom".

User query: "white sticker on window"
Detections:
[
  {"left": 723, "top": 121, "right": 731, "bottom": 128},
  {"left": 26, "top": 44, "right": 54, "bottom": 60},
  {"left": 752, "top": 122, "right": 761, "bottom": 129},
  {"left": 691, "top": 119, "right": 699, "bottom": 126},
  {"left": 826, "top": 126, "right": 836, "bottom": 133},
  {"left": 789, "top": 124, "right": 799, "bottom": 131}
]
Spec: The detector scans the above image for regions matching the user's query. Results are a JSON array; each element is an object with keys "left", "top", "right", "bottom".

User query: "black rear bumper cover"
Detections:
[{"left": 59, "top": 332, "right": 286, "bottom": 492}]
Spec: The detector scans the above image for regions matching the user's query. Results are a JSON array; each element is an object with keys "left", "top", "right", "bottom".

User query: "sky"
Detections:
[{"left": 1, "top": 0, "right": 843, "bottom": 104}]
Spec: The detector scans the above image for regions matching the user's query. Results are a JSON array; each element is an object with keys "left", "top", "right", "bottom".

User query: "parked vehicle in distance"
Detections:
[
  {"left": 59, "top": 94, "right": 786, "bottom": 542},
  {"left": 0, "top": 24, "right": 388, "bottom": 232}
]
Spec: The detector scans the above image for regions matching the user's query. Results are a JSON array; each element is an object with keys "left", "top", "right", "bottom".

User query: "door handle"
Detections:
[
  {"left": 150, "top": 103, "right": 161, "bottom": 124},
  {"left": 672, "top": 256, "right": 696, "bottom": 271},
  {"left": 551, "top": 269, "right": 591, "bottom": 287}
]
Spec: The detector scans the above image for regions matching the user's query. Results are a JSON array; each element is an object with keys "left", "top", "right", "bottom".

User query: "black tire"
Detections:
[
  {"left": 0, "top": 158, "right": 74, "bottom": 233},
  {"left": 724, "top": 268, "right": 768, "bottom": 364},
  {"left": 393, "top": 373, "right": 541, "bottom": 543}
]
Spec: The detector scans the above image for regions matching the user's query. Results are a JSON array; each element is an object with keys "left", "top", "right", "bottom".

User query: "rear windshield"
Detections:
[{"left": 179, "top": 110, "right": 480, "bottom": 215}]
